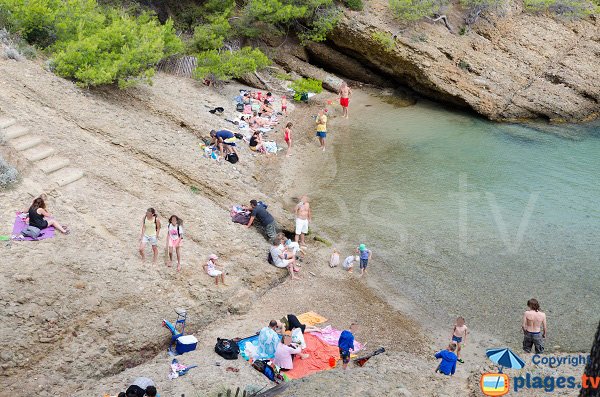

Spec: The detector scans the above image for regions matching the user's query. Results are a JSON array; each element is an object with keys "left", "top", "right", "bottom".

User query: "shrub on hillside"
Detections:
[
  {"left": 290, "top": 78, "right": 323, "bottom": 101},
  {"left": 193, "top": 47, "right": 270, "bottom": 81},
  {"left": 389, "top": 0, "right": 449, "bottom": 21},
  {"left": 371, "top": 31, "right": 395, "bottom": 51},
  {"left": 523, "top": 0, "right": 598, "bottom": 15},
  {"left": 344, "top": 0, "right": 365, "bottom": 11},
  {"left": 51, "top": 12, "right": 182, "bottom": 88},
  {"left": 0, "top": 155, "right": 18, "bottom": 187}
]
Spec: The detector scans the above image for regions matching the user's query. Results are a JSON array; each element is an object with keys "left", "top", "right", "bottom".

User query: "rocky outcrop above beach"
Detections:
[{"left": 322, "top": 4, "right": 600, "bottom": 122}]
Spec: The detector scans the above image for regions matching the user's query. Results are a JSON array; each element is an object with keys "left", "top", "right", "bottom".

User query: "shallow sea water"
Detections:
[{"left": 312, "top": 91, "right": 600, "bottom": 352}]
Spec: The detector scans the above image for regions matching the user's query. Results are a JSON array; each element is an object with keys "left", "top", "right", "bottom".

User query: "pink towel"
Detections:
[{"left": 310, "top": 325, "right": 363, "bottom": 352}]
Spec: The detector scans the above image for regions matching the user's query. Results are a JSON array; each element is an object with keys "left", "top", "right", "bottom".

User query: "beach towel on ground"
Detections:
[
  {"left": 284, "top": 334, "right": 340, "bottom": 380},
  {"left": 297, "top": 312, "right": 328, "bottom": 326},
  {"left": 311, "top": 325, "right": 364, "bottom": 352},
  {"left": 12, "top": 212, "right": 55, "bottom": 241}
]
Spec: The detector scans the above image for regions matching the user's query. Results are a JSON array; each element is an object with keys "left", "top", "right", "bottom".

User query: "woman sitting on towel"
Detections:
[
  {"left": 259, "top": 99, "right": 274, "bottom": 117},
  {"left": 27, "top": 196, "right": 69, "bottom": 234},
  {"left": 273, "top": 334, "right": 308, "bottom": 371}
]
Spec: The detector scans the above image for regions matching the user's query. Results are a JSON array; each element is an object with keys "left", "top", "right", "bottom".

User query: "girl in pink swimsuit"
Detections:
[
  {"left": 166, "top": 215, "right": 184, "bottom": 271},
  {"left": 284, "top": 122, "right": 293, "bottom": 157}
]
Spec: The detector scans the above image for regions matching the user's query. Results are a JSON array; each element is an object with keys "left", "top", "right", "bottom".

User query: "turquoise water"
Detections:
[{"left": 313, "top": 91, "right": 600, "bottom": 351}]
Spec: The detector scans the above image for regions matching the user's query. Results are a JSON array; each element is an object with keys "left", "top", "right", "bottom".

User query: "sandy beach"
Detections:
[{"left": 0, "top": 53, "right": 593, "bottom": 397}]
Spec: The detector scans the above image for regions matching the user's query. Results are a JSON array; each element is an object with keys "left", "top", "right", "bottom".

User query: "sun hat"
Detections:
[
  {"left": 359, "top": 244, "right": 366, "bottom": 251},
  {"left": 209, "top": 254, "right": 218, "bottom": 260}
]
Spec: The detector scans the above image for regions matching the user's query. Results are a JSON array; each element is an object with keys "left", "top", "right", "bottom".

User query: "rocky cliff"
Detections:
[{"left": 313, "top": 2, "right": 600, "bottom": 122}]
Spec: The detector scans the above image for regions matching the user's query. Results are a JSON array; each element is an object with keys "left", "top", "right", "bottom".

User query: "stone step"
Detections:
[
  {"left": 37, "top": 157, "right": 70, "bottom": 174},
  {"left": 3, "top": 125, "right": 29, "bottom": 140},
  {"left": 12, "top": 135, "right": 42, "bottom": 151},
  {"left": 52, "top": 168, "right": 84, "bottom": 187},
  {"left": 23, "top": 146, "right": 55, "bottom": 162},
  {"left": 0, "top": 117, "right": 17, "bottom": 129}
]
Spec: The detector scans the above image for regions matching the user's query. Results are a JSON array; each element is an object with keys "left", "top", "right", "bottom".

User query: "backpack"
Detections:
[
  {"left": 234, "top": 132, "right": 244, "bottom": 140},
  {"left": 236, "top": 103, "right": 244, "bottom": 112},
  {"left": 252, "top": 359, "right": 284, "bottom": 383},
  {"left": 225, "top": 153, "right": 239, "bottom": 164},
  {"left": 215, "top": 338, "right": 240, "bottom": 360},
  {"left": 21, "top": 225, "right": 41, "bottom": 239},
  {"left": 267, "top": 251, "right": 274, "bottom": 265}
]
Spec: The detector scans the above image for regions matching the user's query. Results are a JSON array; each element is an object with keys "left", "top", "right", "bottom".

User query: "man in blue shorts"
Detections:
[{"left": 210, "top": 129, "right": 238, "bottom": 156}]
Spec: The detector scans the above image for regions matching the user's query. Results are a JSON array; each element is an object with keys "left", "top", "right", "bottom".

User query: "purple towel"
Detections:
[{"left": 12, "top": 212, "right": 55, "bottom": 241}]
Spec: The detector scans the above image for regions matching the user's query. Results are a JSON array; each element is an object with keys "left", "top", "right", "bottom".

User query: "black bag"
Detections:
[
  {"left": 225, "top": 153, "right": 239, "bottom": 164},
  {"left": 267, "top": 251, "right": 274, "bottom": 265},
  {"left": 236, "top": 103, "right": 244, "bottom": 112},
  {"left": 215, "top": 338, "right": 240, "bottom": 360},
  {"left": 234, "top": 132, "right": 244, "bottom": 140}
]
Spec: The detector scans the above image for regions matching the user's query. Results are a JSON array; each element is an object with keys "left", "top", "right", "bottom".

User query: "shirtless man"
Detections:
[
  {"left": 338, "top": 81, "right": 352, "bottom": 118},
  {"left": 522, "top": 298, "right": 547, "bottom": 354},
  {"left": 294, "top": 195, "right": 312, "bottom": 247}
]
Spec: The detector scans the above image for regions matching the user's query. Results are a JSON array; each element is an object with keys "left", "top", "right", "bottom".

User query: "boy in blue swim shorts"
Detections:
[{"left": 451, "top": 316, "right": 468, "bottom": 363}]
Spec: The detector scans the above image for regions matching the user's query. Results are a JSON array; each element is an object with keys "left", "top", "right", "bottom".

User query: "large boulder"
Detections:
[{"left": 328, "top": 8, "right": 600, "bottom": 122}]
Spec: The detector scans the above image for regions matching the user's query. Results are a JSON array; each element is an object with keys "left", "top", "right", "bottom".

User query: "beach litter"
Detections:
[{"left": 168, "top": 358, "right": 197, "bottom": 380}]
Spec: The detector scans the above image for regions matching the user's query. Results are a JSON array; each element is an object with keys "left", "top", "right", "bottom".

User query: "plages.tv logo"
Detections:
[
  {"left": 480, "top": 373, "right": 510, "bottom": 396},
  {"left": 481, "top": 347, "right": 526, "bottom": 396}
]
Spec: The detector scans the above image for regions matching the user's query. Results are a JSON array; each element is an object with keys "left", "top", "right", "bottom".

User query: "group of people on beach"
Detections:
[
  {"left": 254, "top": 315, "right": 359, "bottom": 372},
  {"left": 434, "top": 298, "right": 548, "bottom": 376}
]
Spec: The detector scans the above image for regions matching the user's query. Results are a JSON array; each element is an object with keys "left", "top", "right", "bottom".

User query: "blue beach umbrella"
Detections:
[{"left": 486, "top": 347, "right": 526, "bottom": 372}]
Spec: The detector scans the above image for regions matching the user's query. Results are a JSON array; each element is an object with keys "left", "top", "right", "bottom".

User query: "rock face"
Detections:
[{"left": 328, "top": 6, "right": 600, "bottom": 122}]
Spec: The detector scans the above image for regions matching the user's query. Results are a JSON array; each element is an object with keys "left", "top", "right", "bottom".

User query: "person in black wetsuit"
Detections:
[{"left": 27, "top": 196, "right": 69, "bottom": 234}]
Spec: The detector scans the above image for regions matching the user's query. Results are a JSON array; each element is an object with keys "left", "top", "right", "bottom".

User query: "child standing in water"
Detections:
[
  {"left": 139, "top": 208, "right": 161, "bottom": 264},
  {"left": 284, "top": 122, "right": 293, "bottom": 157},
  {"left": 451, "top": 316, "right": 468, "bottom": 363},
  {"left": 166, "top": 215, "right": 184, "bottom": 271}
]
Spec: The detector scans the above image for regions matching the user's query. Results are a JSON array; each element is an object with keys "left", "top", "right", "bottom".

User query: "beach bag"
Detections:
[
  {"left": 244, "top": 104, "right": 252, "bottom": 114},
  {"left": 21, "top": 225, "right": 41, "bottom": 239},
  {"left": 236, "top": 103, "right": 244, "bottom": 112},
  {"left": 225, "top": 153, "right": 239, "bottom": 164},
  {"left": 232, "top": 212, "right": 250, "bottom": 224},
  {"left": 215, "top": 338, "right": 240, "bottom": 360}
]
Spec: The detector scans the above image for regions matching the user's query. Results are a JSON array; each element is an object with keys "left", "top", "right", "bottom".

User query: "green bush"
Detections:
[
  {"left": 389, "top": 0, "right": 448, "bottom": 20},
  {"left": 523, "top": 0, "right": 598, "bottom": 15},
  {"left": 344, "top": 0, "right": 364, "bottom": 10},
  {"left": 0, "top": 0, "right": 183, "bottom": 87},
  {"left": 371, "top": 31, "right": 395, "bottom": 51},
  {"left": 194, "top": 47, "right": 270, "bottom": 81},
  {"left": 297, "top": 6, "right": 341, "bottom": 43},
  {"left": 52, "top": 12, "right": 183, "bottom": 88},
  {"left": 188, "top": 15, "right": 231, "bottom": 52},
  {"left": 0, "top": 0, "right": 104, "bottom": 47},
  {"left": 290, "top": 78, "right": 322, "bottom": 101},
  {"left": 235, "top": 0, "right": 339, "bottom": 42}
]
